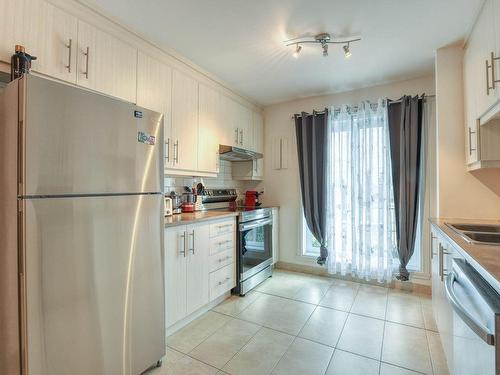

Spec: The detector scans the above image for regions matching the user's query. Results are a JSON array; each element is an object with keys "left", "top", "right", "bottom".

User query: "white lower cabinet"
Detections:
[
  {"left": 186, "top": 223, "right": 210, "bottom": 314},
  {"left": 165, "top": 218, "right": 236, "bottom": 329}
]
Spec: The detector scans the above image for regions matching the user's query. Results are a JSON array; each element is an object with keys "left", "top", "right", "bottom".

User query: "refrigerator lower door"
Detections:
[
  {"left": 23, "top": 194, "right": 165, "bottom": 375},
  {"left": 19, "top": 75, "right": 163, "bottom": 196}
]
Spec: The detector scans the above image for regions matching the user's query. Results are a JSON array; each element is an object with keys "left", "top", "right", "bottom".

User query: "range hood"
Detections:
[{"left": 219, "top": 145, "right": 263, "bottom": 161}]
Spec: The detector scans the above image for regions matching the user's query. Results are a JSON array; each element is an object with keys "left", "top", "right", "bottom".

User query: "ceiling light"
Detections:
[
  {"left": 343, "top": 43, "right": 352, "bottom": 59},
  {"left": 285, "top": 33, "right": 360, "bottom": 58},
  {"left": 293, "top": 44, "right": 302, "bottom": 58}
]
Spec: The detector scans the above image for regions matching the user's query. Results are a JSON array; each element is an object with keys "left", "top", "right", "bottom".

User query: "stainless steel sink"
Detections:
[
  {"left": 446, "top": 223, "right": 500, "bottom": 246},
  {"left": 449, "top": 224, "right": 500, "bottom": 233}
]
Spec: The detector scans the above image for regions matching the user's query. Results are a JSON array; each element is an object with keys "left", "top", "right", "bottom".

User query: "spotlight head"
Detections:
[
  {"left": 293, "top": 44, "right": 302, "bottom": 58},
  {"left": 343, "top": 44, "right": 352, "bottom": 59}
]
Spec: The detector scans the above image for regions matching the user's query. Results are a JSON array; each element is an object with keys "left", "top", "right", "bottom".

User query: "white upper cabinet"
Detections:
[
  {"left": 171, "top": 69, "right": 199, "bottom": 171},
  {"left": 0, "top": 0, "right": 45, "bottom": 70},
  {"left": 221, "top": 95, "right": 239, "bottom": 147},
  {"left": 37, "top": 3, "right": 78, "bottom": 83},
  {"left": 77, "top": 20, "right": 137, "bottom": 103},
  {"left": 473, "top": 0, "right": 496, "bottom": 117},
  {"left": 464, "top": 41, "right": 479, "bottom": 165},
  {"left": 136, "top": 52, "right": 173, "bottom": 167},
  {"left": 239, "top": 104, "right": 254, "bottom": 150},
  {"left": 198, "top": 83, "right": 221, "bottom": 174}
]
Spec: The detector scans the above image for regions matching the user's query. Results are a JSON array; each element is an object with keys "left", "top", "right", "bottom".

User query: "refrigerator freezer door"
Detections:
[
  {"left": 21, "top": 75, "right": 163, "bottom": 196},
  {"left": 23, "top": 194, "right": 165, "bottom": 375}
]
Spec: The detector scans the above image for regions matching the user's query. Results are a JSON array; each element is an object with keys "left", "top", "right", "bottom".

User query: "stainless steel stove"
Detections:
[{"left": 198, "top": 189, "right": 273, "bottom": 295}]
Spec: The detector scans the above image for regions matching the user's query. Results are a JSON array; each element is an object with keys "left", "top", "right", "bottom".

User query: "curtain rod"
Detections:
[{"left": 291, "top": 95, "right": 436, "bottom": 119}]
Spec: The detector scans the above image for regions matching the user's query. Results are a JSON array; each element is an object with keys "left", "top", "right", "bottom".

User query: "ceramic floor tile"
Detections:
[
  {"left": 212, "top": 291, "right": 262, "bottom": 317},
  {"left": 420, "top": 298, "right": 438, "bottom": 332},
  {"left": 358, "top": 284, "right": 389, "bottom": 295},
  {"left": 382, "top": 322, "right": 433, "bottom": 374},
  {"left": 237, "top": 294, "right": 315, "bottom": 335},
  {"left": 298, "top": 306, "right": 348, "bottom": 347},
  {"left": 146, "top": 348, "right": 218, "bottom": 375},
  {"left": 350, "top": 290, "right": 388, "bottom": 320},
  {"left": 271, "top": 337, "right": 334, "bottom": 375},
  {"left": 292, "top": 280, "right": 331, "bottom": 304},
  {"left": 337, "top": 314, "right": 384, "bottom": 360},
  {"left": 255, "top": 272, "right": 307, "bottom": 298},
  {"left": 222, "top": 327, "right": 294, "bottom": 375},
  {"left": 189, "top": 318, "right": 261, "bottom": 368},
  {"left": 319, "top": 284, "right": 358, "bottom": 312},
  {"left": 386, "top": 293, "right": 424, "bottom": 328},
  {"left": 426, "top": 330, "right": 450, "bottom": 375},
  {"left": 167, "top": 311, "right": 231, "bottom": 353},
  {"left": 325, "top": 349, "right": 380, "bottom": 375},
  {"left": 379, "top": 363, "right": 422, "bottom": 375}
]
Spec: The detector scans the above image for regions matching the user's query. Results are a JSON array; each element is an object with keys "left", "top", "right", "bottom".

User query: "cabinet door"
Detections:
[
  {"left": 171, "top": 69, "right": 199, "bottom": 171},
  {"left": 0, "top": 0, "right": 45, "bottom": 70},
  {"left": 165, "top": 226, "right": 187, "bottom": 327},
  {"left": 219, "top": 95, "right": 236, "bottom": 147},
  {"left": 198, "top": 83, "right": 221, "bottom": 173},
  {"left": 136, "top": 52, "right": 173, "bottom": 167},
  {"left": 472, "top": 0, "right": 497, "bottom": 116},
  {"left": 463, "top": 45, "right": 480, "bottom": 164},
  {"left": 38, "top": 3, "right": 78, "bottom": 83},
  {"left": 186, "top": 224, "right": 210, "bottom": 314},
  {"left": 239, "top": 104, "right": 254, "bottom": 150},
  {"left": 77, "top": 21, "right": 137, "bottom": 103},
  {"left": 253, "top": 111, "right": 264, "bottom": 153}
]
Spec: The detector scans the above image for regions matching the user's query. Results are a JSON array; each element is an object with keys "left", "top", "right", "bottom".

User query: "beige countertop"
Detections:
[
  {"left": 164, "top": 210, "right": 238, "bottom": 228},
  {"left": 430, "top": 218, "right": 500, "bottom": 288}
]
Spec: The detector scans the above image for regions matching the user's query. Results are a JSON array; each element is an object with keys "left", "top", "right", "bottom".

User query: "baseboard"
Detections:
[
  {"left": 165, "top": 292, "right": 230, "bottom": 337},
  {"left": 275, "top": 261, "right": 431, "bottom": 296}
]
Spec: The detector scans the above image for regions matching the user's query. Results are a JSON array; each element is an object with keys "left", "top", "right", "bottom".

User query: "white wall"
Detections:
[
  {"left": 262, "top": 76, "right": 436, "bottom": 269},
  {"left": 435, "top": 45, "right": 500, "bottom": 218}
]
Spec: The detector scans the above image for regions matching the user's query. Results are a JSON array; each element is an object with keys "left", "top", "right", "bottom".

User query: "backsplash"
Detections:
[{"left": 164, "top": 160, "right": 261, "bottom": 202}]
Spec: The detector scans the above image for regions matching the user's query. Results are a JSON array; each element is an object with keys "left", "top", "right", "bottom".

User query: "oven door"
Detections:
[{"left": 239, "top": 217, "right": 273, "bottom": 281}]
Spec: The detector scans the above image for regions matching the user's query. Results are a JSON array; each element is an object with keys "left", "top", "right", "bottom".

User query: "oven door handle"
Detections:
[
  {"left": 444, "top": 270, "right": 495, "bottom": 345},
  {"left": 239, "top": 217, "right": 272, "bottom": 231}
]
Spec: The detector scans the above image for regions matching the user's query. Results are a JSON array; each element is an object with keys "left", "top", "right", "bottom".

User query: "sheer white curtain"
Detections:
[{"left": 326, "top": 100, "right": 396, "bottom": 282}]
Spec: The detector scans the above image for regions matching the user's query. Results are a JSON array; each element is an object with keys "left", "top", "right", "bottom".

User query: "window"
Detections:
[{"left": 299, "top": 102, "right": 423, "bottom": 279}]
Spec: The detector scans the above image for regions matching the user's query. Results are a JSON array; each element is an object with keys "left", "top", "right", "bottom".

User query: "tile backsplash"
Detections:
[{"left": 164, "top": 160, "right": 260, "bottom": 202}]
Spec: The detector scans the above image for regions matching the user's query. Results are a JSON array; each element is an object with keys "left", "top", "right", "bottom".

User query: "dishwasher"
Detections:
[{"left": 444, "top": 258, "right": 500, "bottom": 374}]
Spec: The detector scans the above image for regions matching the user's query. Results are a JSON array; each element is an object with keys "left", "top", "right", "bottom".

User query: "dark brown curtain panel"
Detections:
[
  {"left": 294, "top": 110, "right": 329, "bottom": 265},
  {"left": 388, "top": 96, "right": 424, "bottom": 281}
]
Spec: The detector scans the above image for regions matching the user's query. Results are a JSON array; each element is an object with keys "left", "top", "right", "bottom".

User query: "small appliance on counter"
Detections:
[
  {"left": 170, "top": 193, "right": 182, "bottom": 214},
  {"left": 245, "top": 190, "right": 263, "bottom": 208},
  {"left": 164, "top": 196, "right": 173, "bottom": 216}
]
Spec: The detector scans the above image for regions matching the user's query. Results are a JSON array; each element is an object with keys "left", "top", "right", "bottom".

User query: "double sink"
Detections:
[{"left": 446, "top": 223, "right": 500, "bottom": 246}]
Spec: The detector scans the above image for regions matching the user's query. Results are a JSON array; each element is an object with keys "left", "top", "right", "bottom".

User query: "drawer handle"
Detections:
[
  {"left": 218, "top": 277, "right": 231, "bottom": 286},
  {"left": 218, "top": 255, "right": 232, "bottom": 263},
  {"left": 217, "top": 240, "right": 232, "bottom": 246}
]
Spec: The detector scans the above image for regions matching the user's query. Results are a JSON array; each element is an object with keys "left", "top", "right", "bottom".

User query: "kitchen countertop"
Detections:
[
  {"left": 430, "top": 218, "right": 500, "bottom": 290},
  {"left": 164, "top": 210, "right": 238, "bottom": 228}
]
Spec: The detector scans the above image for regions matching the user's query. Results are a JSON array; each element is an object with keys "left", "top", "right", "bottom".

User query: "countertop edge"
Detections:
[
  {"left": 164, "top": 211, "right": 239, "bottom": 228},
  {"left": 430, "top": 218, "right": 500, "bottom": 292}
]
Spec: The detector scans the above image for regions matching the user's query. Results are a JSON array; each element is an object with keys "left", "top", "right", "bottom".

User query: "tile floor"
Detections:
[{"left": 149, "top": 270, "right": 449, "bottom": 375}]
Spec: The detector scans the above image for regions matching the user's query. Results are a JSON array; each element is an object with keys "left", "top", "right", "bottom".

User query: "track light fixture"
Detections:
[
  {"left": 293, "top": 44, "right": 302, "bottom": 58},
  {"left": 343, "top": 43, "right": 352, "bottom": 59},
  {"left": 285, "top": 33, "right": 360, "bottom": 58}
]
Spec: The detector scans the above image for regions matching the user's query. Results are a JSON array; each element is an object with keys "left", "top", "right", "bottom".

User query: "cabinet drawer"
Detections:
[
  {"left": 209, "top": 248, "right": 234, "bottom": 273},
  {"left": 209, "top": 232, "right": 235, "bottom": 255},
  {"left": 209, "top": 220, "right": 235, "bottom": 238},
  {"left": 209, "top": 263, "right": 235, "bottom": 301}
]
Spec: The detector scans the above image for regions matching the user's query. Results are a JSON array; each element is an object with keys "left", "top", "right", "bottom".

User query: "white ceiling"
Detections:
[{"left": 83, "top": 0, "right": 482, "bottom": 105}]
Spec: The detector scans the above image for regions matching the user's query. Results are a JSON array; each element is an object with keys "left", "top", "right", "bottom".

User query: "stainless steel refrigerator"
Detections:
[{"left": 0, "top": 75, "right": 165, "bottom": 375}]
